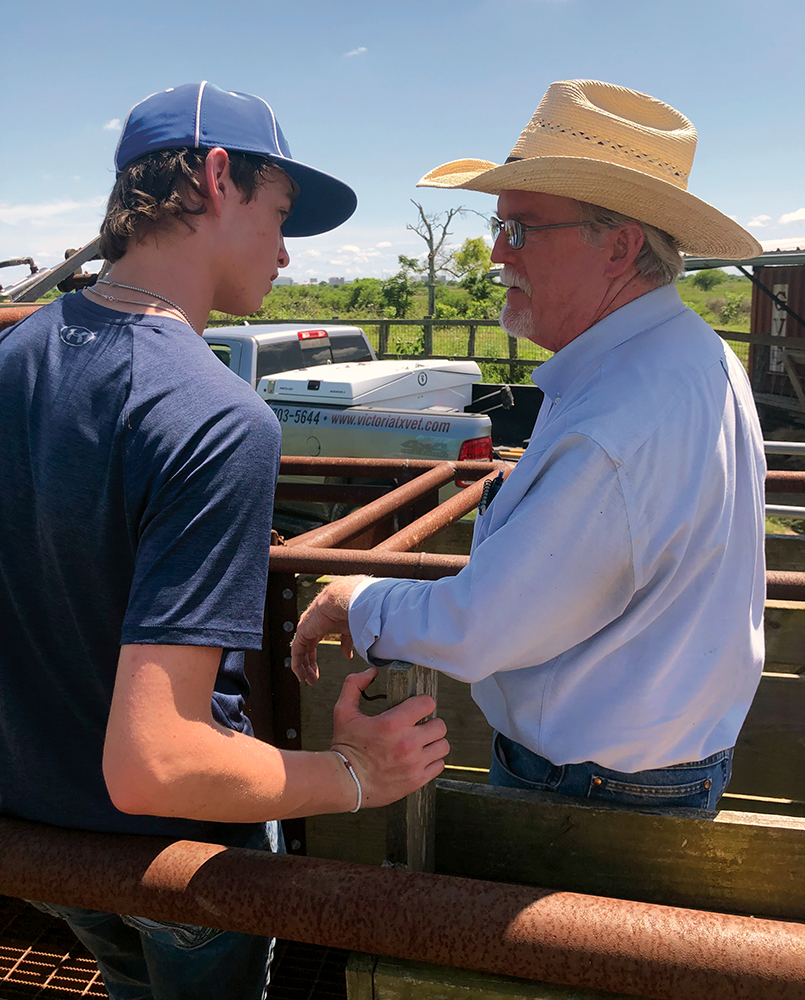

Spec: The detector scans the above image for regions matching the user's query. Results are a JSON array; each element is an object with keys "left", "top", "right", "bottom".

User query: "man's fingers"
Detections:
[
  {"left": 290, "top": 638, "right": 320, "bottom": 686},
  {"left": 424, "top": 736, "right": 450, "bottom": 762},
  {"left": 381, "top": 692, "right": 437, "bottom": 727},
  {"left": 411, "top": 715, "right": 448, "bottom": 746},
  {"left": 424, "top": 754, "right": 448, "bottom": 781},
  {"left": 291, "top": 579, "right": 360, "bottom": 684},
  {"left": 333, "top": 667, "right": 379, "bottom": 721}
]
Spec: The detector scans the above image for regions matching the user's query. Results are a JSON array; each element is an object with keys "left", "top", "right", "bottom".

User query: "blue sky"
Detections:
[{"left": 2, "top": 0, "right": 803, "bottom": 287}]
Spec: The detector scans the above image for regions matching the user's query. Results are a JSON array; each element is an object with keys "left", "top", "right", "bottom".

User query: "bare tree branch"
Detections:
[{"left": 407, "top": 202, "right": 490, "bottom": 314}]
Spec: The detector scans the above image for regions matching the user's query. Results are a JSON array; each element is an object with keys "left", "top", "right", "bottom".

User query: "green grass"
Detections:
[
  {"left": 766, "top": 515, "right": 805, "bottom": 536},
  {"left": 204, "top": 273, "right": 754, "bottom": 381},
  {"left": 676, "top": 274, "right": 752, "bottom": 333}
]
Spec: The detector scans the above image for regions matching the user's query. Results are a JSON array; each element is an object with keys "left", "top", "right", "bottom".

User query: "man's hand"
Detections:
[
  {"left": 105, "top": 645, "right": 447, "bottom": 822},
  {"left": 330, "top": 667, "right": 449, "bottom": 808},
  {"left": 292, "top": 575, "right": 367, "bottom": 685}
]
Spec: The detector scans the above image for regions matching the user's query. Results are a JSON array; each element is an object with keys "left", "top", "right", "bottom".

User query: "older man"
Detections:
[{"left": 293, "top": 79, "right": 766, "bottom": 811}]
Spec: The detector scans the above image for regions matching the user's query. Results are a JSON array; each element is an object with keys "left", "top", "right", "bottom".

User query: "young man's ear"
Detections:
[{"left": 202, "top": 147, "right": 232, "bottom": 217}]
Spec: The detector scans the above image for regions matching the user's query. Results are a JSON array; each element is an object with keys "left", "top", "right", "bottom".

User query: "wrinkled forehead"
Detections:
[{"left": 496, "top": 189, "right": 581, "bottom": 220}]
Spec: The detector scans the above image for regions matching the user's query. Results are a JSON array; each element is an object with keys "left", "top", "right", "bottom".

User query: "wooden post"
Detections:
[
  {"left": 467, "top": 323, "right": 477, "bottom": 358},
  {"left": 384, "top": 660, "right": 438, "bottom": 872},
  {"left": 423, "top": 318, "right": 434, "bottom": 357},
  {"left": 378, "top": 321, "right": 390, "bottom": 357},
  {"left": 508, "top": 334, "right": 519, "bottom": 382}
]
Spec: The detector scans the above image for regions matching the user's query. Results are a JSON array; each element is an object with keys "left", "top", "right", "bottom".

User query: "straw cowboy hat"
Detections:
[{"left": 417, "top": 79, "right": 761, "bottom": 260}]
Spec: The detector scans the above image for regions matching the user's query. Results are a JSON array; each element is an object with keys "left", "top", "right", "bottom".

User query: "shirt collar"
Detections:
[{"left": 531, "top": 285, "right": 687, "bottom": 399}]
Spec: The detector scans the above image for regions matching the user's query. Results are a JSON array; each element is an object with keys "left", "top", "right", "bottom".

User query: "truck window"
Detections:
[
  {"left": 257, "top": 341, "right": 306, "bottom": 378},
  {"left": 331, "top": 334, "right": 374, "bottom": 364},
  {"left": 208, "top": 343, "right": 233, "bottom": 367},
  {"left": 299, "top": 343, "right": 332, "bottom": 368}
]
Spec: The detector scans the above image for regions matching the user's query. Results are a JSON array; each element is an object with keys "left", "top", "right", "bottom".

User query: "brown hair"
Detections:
[{"left": 99, "top": 148, "right": 287, "bottom": 262}]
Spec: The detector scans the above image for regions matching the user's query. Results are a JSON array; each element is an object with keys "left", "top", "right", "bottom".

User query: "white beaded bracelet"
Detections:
[{"left": 331, "top": 749, "right": 362, "bottom": 813}]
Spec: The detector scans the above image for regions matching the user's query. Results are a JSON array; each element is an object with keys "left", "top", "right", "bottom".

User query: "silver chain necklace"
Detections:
[{"left": 93, "top": 278, "right": 197, "bottom": 333}]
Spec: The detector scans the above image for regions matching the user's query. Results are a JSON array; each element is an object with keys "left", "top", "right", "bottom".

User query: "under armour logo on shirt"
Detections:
[{"left": 59, "top": 327, "right": 96, "bottom": 347}]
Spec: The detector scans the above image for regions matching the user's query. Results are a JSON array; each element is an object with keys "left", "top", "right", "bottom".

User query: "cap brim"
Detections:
[
  {"left": 417, "top": 156, "right": 761, "bottom": 260},
  {"left": 272, "top": 158, "right": 357, "bottom": 237}
]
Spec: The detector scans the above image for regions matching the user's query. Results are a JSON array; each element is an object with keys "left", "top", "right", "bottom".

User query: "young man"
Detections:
[
  {"left": 292, "top": 79, "right": 766, "bottom": 814},
  {"left": 0, "top": 82, "right": 448, "bottom": 1000}
]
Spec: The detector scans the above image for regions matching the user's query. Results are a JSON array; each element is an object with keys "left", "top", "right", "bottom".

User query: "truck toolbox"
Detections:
[{"left": 257, "top": 358, "right": 482, "bottom": 409}]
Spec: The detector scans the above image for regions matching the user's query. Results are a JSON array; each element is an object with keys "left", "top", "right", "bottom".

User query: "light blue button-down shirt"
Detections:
[{"left": 349, "top": 286, "right": 766, "bottom": 771}]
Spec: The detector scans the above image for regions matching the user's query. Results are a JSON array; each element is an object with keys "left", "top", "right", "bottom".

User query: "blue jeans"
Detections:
[
  {"left": 490, "top": 732, "right": 733, "bottom": 811},
  {"left": 29, "top": 821, "right": 281, "bottom": 1000}
]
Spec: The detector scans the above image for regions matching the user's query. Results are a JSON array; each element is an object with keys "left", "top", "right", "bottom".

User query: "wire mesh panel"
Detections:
[
  {"left": 0, "top": 896, "right": 105, "bottom": 998},
  {"left": 0, "top": 896, "right": 348, "bottom": 1000}
]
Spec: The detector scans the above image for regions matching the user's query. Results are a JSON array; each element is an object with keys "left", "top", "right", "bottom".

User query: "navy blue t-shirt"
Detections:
[{"left": 0, "top": 293, "right": 281, "bottom": 843}]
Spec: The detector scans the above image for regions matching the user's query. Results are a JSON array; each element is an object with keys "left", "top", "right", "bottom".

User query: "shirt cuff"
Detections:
[{"left": 348, "top": 577, "right": 394, "bottom": 663}]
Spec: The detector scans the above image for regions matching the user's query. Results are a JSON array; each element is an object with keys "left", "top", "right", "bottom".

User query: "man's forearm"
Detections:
[
  {"left": 104, "top": 720, "right": 358, "bottom": 821},
  {"left": 105, "top": 646, "right": 448, "bottom": 823}
]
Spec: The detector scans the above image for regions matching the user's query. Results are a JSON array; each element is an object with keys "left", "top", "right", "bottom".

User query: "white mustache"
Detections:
[{"left": 499, "top": 267, "right": 532, "bottom": 297}]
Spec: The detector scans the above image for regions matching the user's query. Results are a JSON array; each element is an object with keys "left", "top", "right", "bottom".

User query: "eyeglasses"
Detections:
[{"left": 490, "top": 217, "right": 585, "bottom": 250}]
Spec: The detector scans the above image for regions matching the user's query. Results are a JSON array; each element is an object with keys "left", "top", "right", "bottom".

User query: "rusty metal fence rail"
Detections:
[
  {"left": 269, "top": 457, "right": 805, "bottom": 598},
  {"left": 0, "top": 816, "right": 803, "bottom": 1000}
]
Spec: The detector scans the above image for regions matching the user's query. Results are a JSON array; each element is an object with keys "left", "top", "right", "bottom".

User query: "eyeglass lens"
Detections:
[{"left": 490, "top": 218, "right": 524, "bottom": 250}]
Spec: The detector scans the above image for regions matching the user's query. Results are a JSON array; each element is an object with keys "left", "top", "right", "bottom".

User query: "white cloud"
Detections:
[
  {"left": 0, "top": 196, "right": 108, "bottom": 270},
  {"left": 747, "top": 215, "right": 771, "bottom": 228},
  {"left": 0, "top": 197, "right": 106, "bottom": 226},
  {"left": 340, "top": 245, "right": 362, "bottom": 254},
  {"left": 344, "top": 46, "right": 367, "bottom": 57},
  {"left": 376, "top": 241, "right": 392, "bottom": 248},
  {"left": 780, "top": 207, "right": 805, "bottom": 225},
  {"left": 103, "top": 118, "right": 121, "bottom": 131}
]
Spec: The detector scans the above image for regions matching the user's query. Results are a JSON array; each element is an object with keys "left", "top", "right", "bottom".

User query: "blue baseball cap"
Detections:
[{"left": 114, "top": 82, "right": 357, "bottom": 237}]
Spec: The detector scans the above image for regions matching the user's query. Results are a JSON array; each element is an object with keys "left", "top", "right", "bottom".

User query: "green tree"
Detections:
[
  {"left": 691, "top": 269, "right": 726, "bottom": 291},
  {"left": 720, "top": 292, "right": 746, "bottom": 325},
  {"left": 345, "top": 277, "right": 385, "bottom": 314},
  {"left": 381, "top": 255, "right": 419, "bottom": 318},
  {"left": 452, "top": 236, "right": 505, "bottom": 316},
  {"left": 453, "top": 236, "right": 492, "bottom": 278}
]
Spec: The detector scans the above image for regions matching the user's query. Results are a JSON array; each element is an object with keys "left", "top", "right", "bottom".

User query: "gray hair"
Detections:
[{"left": 574, "top": 201, "right": 684, "bottom": 287}]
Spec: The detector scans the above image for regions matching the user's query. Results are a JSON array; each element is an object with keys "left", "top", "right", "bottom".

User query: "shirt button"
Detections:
[
  {"left": 591, "top": 776, "right": 603, "bottom": 787},
  {"left": 554, "top": 396, "right": 561, "bottom": 404}
]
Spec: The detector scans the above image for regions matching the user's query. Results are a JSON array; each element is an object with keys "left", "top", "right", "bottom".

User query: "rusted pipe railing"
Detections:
[
  {"left": 767, "top": 570, "right": 805, "bottom": 602},
  {"left": 273, "top": 544, "right": 805, "bottom": 601},
  {"left": 0, "top": 303, "right": 41, "bottom": 331},
  {"left": 284, "top": 462, "right": 459, "bottom": 550},
  {"left": 375, "top": 467, "right": 506, "bottom": 552},
  {"left": 0, "top": 817, "right": 802, "bottom": 1000},
  {"left": 766, "top": 470, "right": 805, "bottom": 494},
  {"left": 269, "top": 545, "right": 466, "bottom": 579}
]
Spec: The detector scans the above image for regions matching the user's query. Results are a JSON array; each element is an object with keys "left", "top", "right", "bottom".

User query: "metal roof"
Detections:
[{"left": 684, "top": 237, "right": 805, "bottom": 270}]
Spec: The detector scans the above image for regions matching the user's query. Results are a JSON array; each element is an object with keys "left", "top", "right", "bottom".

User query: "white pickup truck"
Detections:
[{"left": 203, "top": 324, "right": 494, "bottom": 463}]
